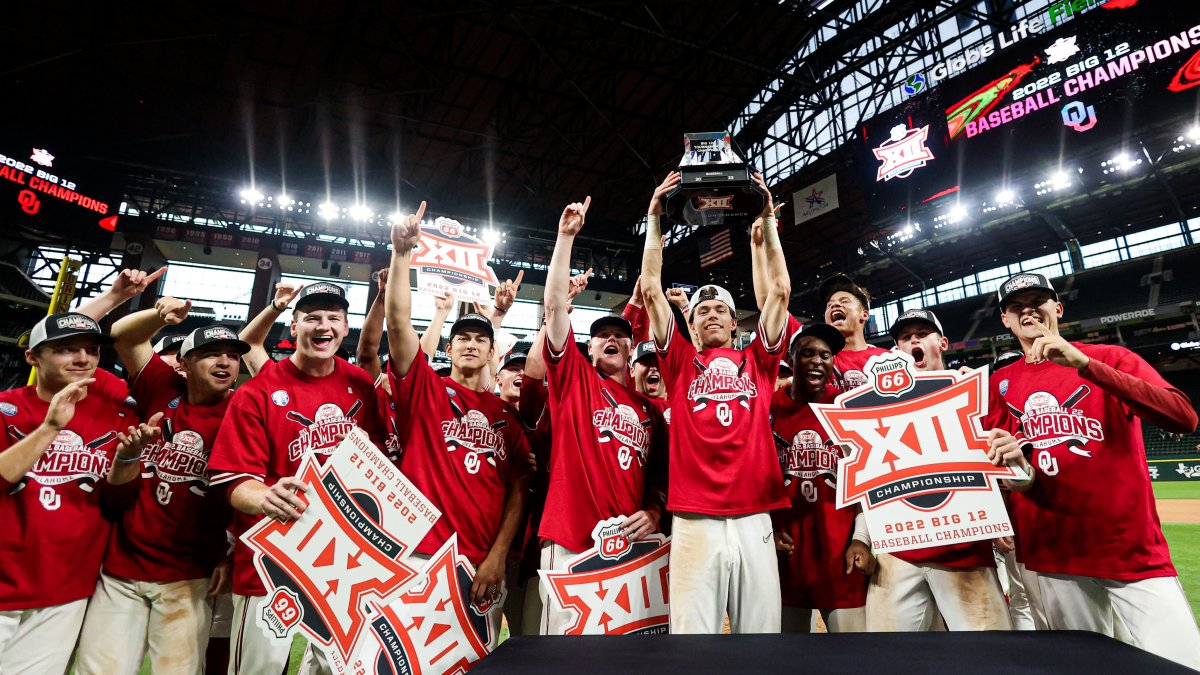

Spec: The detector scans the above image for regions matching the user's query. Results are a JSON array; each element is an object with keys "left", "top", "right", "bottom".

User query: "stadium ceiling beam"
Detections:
[{"left": 735, "top": 0, "right": 977, "bottom": 151}]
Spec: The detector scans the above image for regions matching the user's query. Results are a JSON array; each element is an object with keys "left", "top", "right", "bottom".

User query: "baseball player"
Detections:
[
  {"left": 629, "top": 341, "right": 666, "bottom": 403},
  {"left": 76, "top": 299, "right": 249, "bottom": 674},
  {"left": 496, "top": 352, "right": 526, "bottom": 406},
  {"left": 641, "top": 171, "right": 796, "bottom": 634},
  {"left": 820, "top": 275, "right": 888, "bottom": 392},
  {"left": 386, "top": 202, "right": 530, "bottom": 632},
  {"left": 153, "top": 334, "right": 187, "bottom": 374},
  {"left": 537, "top": 196, "right": 666, "bottom": 634},
  {"left": 207, "top": 281, "right": 386, "bottom": 675},
  {"left": 993, "top": 272, "right": 1200, "bottom": 668},
  {"left": 864, "top": 308, "right": 1028, "bottom": 632},
  {"left": 0, "top": 313, "right": 148, "bottom": 674},
  {"left": 771, "top": 322, "right": 874, "bottom": 633}
]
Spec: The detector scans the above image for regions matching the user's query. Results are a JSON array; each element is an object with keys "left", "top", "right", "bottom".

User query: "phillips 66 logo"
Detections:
[{"left": 869, "top": 354, "right": 915, "bottom": 397}]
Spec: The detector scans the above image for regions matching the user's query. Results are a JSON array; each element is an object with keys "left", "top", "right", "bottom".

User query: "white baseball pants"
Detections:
[
  {"left": 0, "top": 598, "right": 88, "bottom": 675},
  {"left": 866, "top": 553, "right": 1012, "bottom": 631},
  {"left": 669, "top": 512, "right": 780, "bottom": 634}
]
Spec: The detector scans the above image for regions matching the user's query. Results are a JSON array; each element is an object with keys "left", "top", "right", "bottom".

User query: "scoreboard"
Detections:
[{"left": 857, "top": 0, "right": 1200, "bottom": 221}]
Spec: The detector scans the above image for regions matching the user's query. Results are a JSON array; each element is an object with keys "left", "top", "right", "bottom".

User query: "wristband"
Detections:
[
  {"left": 272, "top": 301, "right": 286, "bottom": 312},
  {"left": 114, "top": 454, "right": 141, "bottom": 464}
]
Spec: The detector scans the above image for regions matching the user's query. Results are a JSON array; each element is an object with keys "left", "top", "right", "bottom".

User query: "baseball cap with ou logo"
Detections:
[
  {"left": 178, "top": 325, "right": 251, "bottom": 357},
  {"left": 295, "top": 282, "right": 350, "bottom": 312},
  {"left": 997, "top": 273, "right": 1058, "bottom": 309},
  {"left": 28, "top": 312, "right": 114, "bottom": 349}
]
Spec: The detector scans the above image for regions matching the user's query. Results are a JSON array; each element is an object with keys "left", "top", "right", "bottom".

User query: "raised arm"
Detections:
[
  {"left": 420, "top": 293, "right": 454, "bottom": 362},
  {"left": 639, "top": 172, "right": 681, "bottom": 346},
  {"left": 111, "top": 297, "right": 192, "bottom": 377},
  {"left": 387, "top": 202, "right": 427, "bottom": 377},
  {"left": 751, "top": 172, "right": 790, "bottom": 345},
  {"left": 239, "top": 282, "right": 302, "bottom": 378},
  {"left": 76, "top": 267, "right": 166, "bottom": 321},
  {"left": 545, "top": 197, "right": 591, "bottom": 350},
  {"left": 357, "top": 270, "right": 388, "bottom": 381}
]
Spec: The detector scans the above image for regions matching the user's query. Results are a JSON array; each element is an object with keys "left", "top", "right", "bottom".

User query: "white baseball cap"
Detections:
[{"left": 688, "top": 284, "right": 736, "bottom": 316}]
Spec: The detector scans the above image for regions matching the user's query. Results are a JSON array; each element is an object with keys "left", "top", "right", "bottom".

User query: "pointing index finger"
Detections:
[{"left": 513, "top": 269, "right": 524, "bottom": 290}]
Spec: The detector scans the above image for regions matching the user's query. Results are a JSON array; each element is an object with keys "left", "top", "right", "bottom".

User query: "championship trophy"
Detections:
[{"left": 664, "top": 132, "right": 767, "bottom": 230}]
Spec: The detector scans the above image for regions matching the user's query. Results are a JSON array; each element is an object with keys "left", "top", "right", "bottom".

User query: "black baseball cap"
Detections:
[
  {"left": 178, "top": 325, "right": 251, "bottom": 357},
  {"left": 889, "top": 308, "right": 945, "bottom": 342},
  {"left": 997, "top": 273, "right": 1058, "bottom": 310},
  {"left": 589, "top": 315, "right": 633, "bottom": 338},
  {"left": 449, "top": 313, "right": 494, "bottom": 340},
  {"left": 500, "top": 352, "right": 527, "bottom": 371},
  {"left": 789, "top": 322, "right": 846, "bottom": 357},
  {"left": 295, "top": 282, "right": 350, "bottom": 312},
  {"left": 778, "top": 358, "right": 793, "bottom": 375},
  {"left": 28, "top": 312, "right": 113, "bottom": 350},
  {"left": 819, "top": 273, "right": 871, "bottom": 310},
  {"left": 631, "top": 341, "right": 657, "bottom": 365},
  {"left": 993, "top": 350, "right": 1024, "bottom": 372},
  {"left": 153, "top": 334, "right": 186, "bottom": 355}
]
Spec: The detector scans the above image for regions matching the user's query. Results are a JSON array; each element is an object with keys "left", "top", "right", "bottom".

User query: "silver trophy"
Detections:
[{"left": 664, "top": 132, "right": 767, "bottom": 230}]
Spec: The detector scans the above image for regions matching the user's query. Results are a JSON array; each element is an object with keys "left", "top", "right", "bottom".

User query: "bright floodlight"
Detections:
[
  {"left": 995, "top": 189, "right": 1014, "bottom": 204},
  {"left": 481, "top": 228, "right": 503, "bottom": 246},
  {"left": 1051, "top": 170, "right": 1070, "bottom": 187},
  {"left": 948, "top": 205, "right": 967, "bottom": 222},
  {"left": 388, "top": 211, "right": 405, "bottom": 224},
  {"left": 240, "top": 187, "right": 264, "bottom": 203},
  {"left": 1188, "top": 125, "right": 1200, "bottom": 142},
  {"left": 349, "top": 204, "right": 372, "bottom": 221},
  {"left": 318, "top": 202, "right": 338, "bottom": 219},
  {"left": 278, "top": 193, "right": 292, "bottom": 205}
]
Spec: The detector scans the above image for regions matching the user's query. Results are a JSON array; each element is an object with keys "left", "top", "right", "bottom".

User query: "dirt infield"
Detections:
[{"left": 1157, "top": 499, "right": 1200, "bottom": 524}]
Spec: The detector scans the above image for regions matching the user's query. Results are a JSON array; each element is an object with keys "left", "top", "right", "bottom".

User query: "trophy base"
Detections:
[{"left": 664, "top": 164, "right": 766, "bottom": 230}]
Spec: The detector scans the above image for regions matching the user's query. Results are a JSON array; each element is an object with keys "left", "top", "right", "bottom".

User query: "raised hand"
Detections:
[
  {"left": 110, "top": 267, "right": 167, "bottom": 300},
  {"left": 751, "top": 172, "right": 775, "bottom": 219},
  {"left": 375, "top": 268, "right": 389, "bottom": 294},
  {"left": 435, "top": 293, "right": 456, "bottom": 311},
  {"left": 273, "top": 283, "right": 303, "bottom": 309},
  {"left": 566, "top": 267, "right": 592, "bottom": 303},
  {"left": 648, "top": 172, "right": 681, "bottom": 216},
  {"left": 114, "top": 412, "right": 164, "bottom": 461},
  {"left": 155, "top": 297, "right": 192, "bottom": 325},
  {"left": 666, "top": 287, "right": 689, "bottom": 309},
  {"left": 494, "top": 269, "right": 525, "bottom": 312},
  {"left": 391, "top": 201, "right": 427, "bottom": 252},
  {"left": 558, "top": 197, "right": 591, "bottom": 237},
  {"left": 44, "top": 378, "right": 95, "bottom": 430},
  {"left": 1028, "top": 319, "right": 1089, "bottom": 369}
]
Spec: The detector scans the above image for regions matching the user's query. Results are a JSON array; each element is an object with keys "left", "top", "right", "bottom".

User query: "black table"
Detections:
[{"left": 474, "top": 631, "right": 1195, "bottom": 673}]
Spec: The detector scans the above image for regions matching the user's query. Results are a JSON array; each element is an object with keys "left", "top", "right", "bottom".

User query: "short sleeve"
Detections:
[
  {"left": 544, "top": 334, "right": 590, "bottom": 403},
  {"left": 129, "top": 356, "right": 184, "bottom": 418},
  {"left": 655, "top": 318, "right": 697, "bottom": 381},
  {"left": 208, "top": 387, "right": 270, "bottom": 485},
  {"left": 517, "top": 374, "right": 548, "bottom": 432},
  {"left": 622, "top": 303, "right": 650, "bottom": 345},
  {"left": 388, "top": 351, "right": 439, "bottom": 448}
]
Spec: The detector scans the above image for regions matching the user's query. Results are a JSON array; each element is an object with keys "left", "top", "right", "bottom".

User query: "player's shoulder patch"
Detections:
[
  {"left": 168, "top": 396, "right": 181, "bottom": 409},
  {"left": 998, "top": 379, "right": 1009, "bottom": 396},
  {"left": 271, "top": 390, "right": 290, "bottom": 406},
  {"left": 124, "top": 396, "right": 138, "bottom": 408},
  {"left": 0, "top": 402, "right": 16, "bottom": 417},
  {"left": 445, "top": 386, "right": 457, "bottom": 398}
]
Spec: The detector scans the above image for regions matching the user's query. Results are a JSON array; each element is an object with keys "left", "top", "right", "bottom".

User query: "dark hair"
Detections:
[{"left": 826, "top": 282, "right": 871, "bottom": 312}]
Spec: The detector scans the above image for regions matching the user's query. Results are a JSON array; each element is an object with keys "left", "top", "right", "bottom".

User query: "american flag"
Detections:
[{"left": 698, "top": 228, "right": 733, "bottom": 268}]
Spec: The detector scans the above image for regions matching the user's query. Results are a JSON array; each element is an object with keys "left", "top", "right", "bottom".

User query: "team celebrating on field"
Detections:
[{"left": 1, "top": 174, "right": 1198, "bottom": 674}]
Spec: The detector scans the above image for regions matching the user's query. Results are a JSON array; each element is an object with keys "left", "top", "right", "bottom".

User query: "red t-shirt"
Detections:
[
  {"left": 539, "top": 336, "right": 664, "bottom": 553},
  {"left": 831, "top": 344, "right": 890, "bottom": 392},
  {"left": 770, "top": 386, "right": 867, "bottom": 609},
  {"left": 998, "top": 343, "right": 1190, "bottom": 580},
  {"left": 390, "top": 354, "right": 530, "bottom": 566},
  {"left": 656, "top": 319, "right": 795, "bottom": 516},
  {"left": 105, "top": 357, "right": 233, "bottom": 582},
  {"left": 375, "top": 373, "right": 402, "bottom": 463},
  {"left": 622, "top": 303, "right": 650, "bottom": 346},
  {"left": 208, "top": 357, "right": 386, "bottom": 596},
  {"left": 0, "top": 369, "right": 134, "bottom": 610}
]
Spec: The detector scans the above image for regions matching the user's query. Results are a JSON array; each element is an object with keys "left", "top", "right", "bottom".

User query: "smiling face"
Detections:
[
  {"left": 180, "top": 344, "right": 242, "bottom": 399},
  {"left": 825, "top": 291, "right": 869, "bottom": 339},
  {"left": 788, "top": 335, "right": 834, "bottom": 401},
  {"left": 894, "top": 323, "right": 948, "bottom": 371},
  {"left": 291, "top": 304, "right": 349, "bottom": 362},
  {"left": 690, "top": 299, "right": 737, "bottom": 348},
  {"left": 26, "top": 336, "right": 101, "bottom": 393},
  {"left": 447, "top": 329, "right": 494, "bottom": 375},
  {"left": 630, "top": 355, "right": 663, "bottom": 398},
  {"left": 496, "top": 363, "right": 524, "bottom": 403},
  {"left": 589, "top": 327, "right": 632, "bottom": 378},
  {"left": 1000, "top": 290, "right": 1062, "bottom": 345}
]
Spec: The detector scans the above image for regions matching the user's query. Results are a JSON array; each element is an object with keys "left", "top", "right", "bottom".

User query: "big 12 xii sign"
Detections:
[{"left": 812, "top": 352, "right": 1027, "bottom": 553}]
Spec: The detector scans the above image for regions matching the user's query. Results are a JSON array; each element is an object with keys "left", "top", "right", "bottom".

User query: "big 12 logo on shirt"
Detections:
[
  {"left": 776, "top": 429, "right": 839, "bottom": 501},
  {"left": 440, "top": 410, "right": 507, "bottom": 475},
  {"left": 687, "top": 356, "right": 757, "bottom": 427},
  {"left": 20, "top": 428, "right": 118, "bottom": 510},
  {"left": 286, "top": 401, "right": 362, "bottom": 461},
  {"left": 592, "top": 398, "right": 650, "bottom": 471},
  {"left": 1004, "top": 385, "right": 1103, "bottom": 476}
]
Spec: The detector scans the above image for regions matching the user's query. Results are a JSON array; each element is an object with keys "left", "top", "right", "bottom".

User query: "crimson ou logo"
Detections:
[{"left": 1061, "top": 101, "right": 1097, "bottom": 133}]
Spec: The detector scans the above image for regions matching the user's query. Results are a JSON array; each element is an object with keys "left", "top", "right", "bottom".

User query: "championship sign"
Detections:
[
  {"left": 539, "top": 518, "right": 671, "bottom": 635},
  {"left": 242, "top": 428, "right": 442, "bottom": 670},
  {"left": 812, "top": 352, "right": 1027, "bottom": 553},
  {"left": 353, "top": 536, "right": 503, "bottom": 675},
  {"left": 409, "top": 217, "right": 499, "bottom": 303}
]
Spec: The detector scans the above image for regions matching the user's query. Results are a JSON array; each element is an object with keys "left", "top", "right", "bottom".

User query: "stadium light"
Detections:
[
  {"left": 240, "top": 187, "right": 264, "bottom": 203},
  {"left": 481, "top": 227, "right": 505, "bottom": 246},
  {"left": 278, "top": 192, "right": 293, "bottom": 206},
  {"left": 349, "top": 204, "right": 372, "bottom": 221},
  {"left": 995, "top": 189, "right": 1015, "bottom": 205},
  {"left": 388, "top": 211, "right": 405, "bottom": 224},
  {"left": 947, "top": 205, "right": 967, "bottom": 223},
  {"left": 318, "top": 202, "right": 338, "bottom": 219},
  {"left": 1188, "top": 125, "right": 1200, "bottom": 143}
]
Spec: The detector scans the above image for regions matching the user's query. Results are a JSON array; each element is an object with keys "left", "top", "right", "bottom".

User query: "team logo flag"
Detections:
[
  {"left": 539, "top": 517, "right": 671, "bottom": 635},
  {"left": 410, "top": 217, "right": 499, "bottom": 303},
  {"left": 812, "top": 352, "right": 1027, "bottom": 553}
]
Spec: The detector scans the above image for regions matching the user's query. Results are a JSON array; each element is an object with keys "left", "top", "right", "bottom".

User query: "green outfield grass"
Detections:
[
  {"left": 1164, "top": 523, "right": 1200, "bottom": 619},
  {"left": 1154, "top": 481, "right": 1200, "bottom": 500}
]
